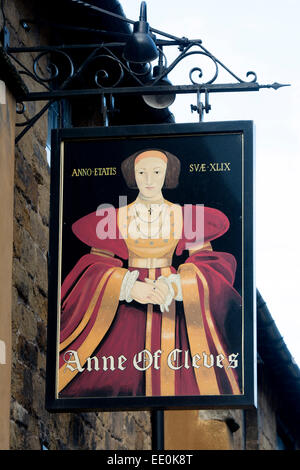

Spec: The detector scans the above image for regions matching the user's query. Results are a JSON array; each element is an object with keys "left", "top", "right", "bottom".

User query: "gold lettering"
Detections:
[
  {"left": 209, "top": 162, "right": 231, "bottom": 172},
  {"left": 189, "top": 163, "right": 207, "bottom": 172},
  {"left": 71, "top": 167, "right": 117, "bottom": 176}
]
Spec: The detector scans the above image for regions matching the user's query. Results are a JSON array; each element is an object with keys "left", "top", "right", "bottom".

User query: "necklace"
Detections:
[
  {"left": 134, "top": 203, "right": 166, "bottom": 223},
  {"left": 129, "top": 205, "right": 174, "bottom": 240}
]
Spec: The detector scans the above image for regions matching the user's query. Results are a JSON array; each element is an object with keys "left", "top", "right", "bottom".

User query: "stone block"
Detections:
[
  {"left": 22, "top": 367, "right": 34, "bottom": 411},
  {"left": 93, "top": 432, "right": 105, "bottom": 450},
  {"left": 33, "top": 108, "right": 48, "bottom": 146},
  {"left": 34, "top": 248, "right": 48, "bottom": 295},
  {"left": 104, "top": 432, "right": 115, "bottom": 450},
  {"left": 12, "top": 300, "right": 37, "bottom": 343},
  {"left": 36, "top": 320, "right": 47, "bottom": 353},
  {"left": 28, "top": 284, "right": 48, "bottom": 323},
  {"left": 29, "top": 210, "right": 49, "bottom": 254},
  {"left": 71, "top": 415, "right": 86, "bottom": 448},
  {"left": 245, "top": 408, "right": 259, "bottom": 450},
  {"left": 13, "top": 223, "right": 37, "bottom": 279},
  {"left": 14, "top": 188, "right": 31, "bottom": 233},
  {"left": 31, "top": 371, "right": 46, "bottom": 417},
  {"left": 9, "top": 419, "right": 25, "bottom": 450},
  {"left": 259, "top": 433, "right": 275, "bottom": 450},
  {"left": 135, "top": 429, "right": 149, "bottom": 450},
  {"left": 25, "top": 414, "right": 44, "bottom": 450},
  {"left": 37, "top": 350, "right": 46, "bottom": 379},
  {"left": 15, "top": 131, "right": 35, "bottom": 171},
  {"left": 17, "top": 335, "right": 38, "bottom": 369},
  {"left": 10, "top": 362, "right": 27, "bottom": 407},
  {"left": 81, "top": 412, "right": 97, "bottom": 428},
  {"left": 25, "top": 432, "right": 41, "bottom": 450},
  {"left": 17, "top": 138, "right": 50, "bottom": 192},
  {"left": 111, "top": 412, "right": 126, "bottom": 438},
  {"left": 38, "top": 183, "right": 50, "bottom": 226},
  {"left": 13, "top": 220, "right": 23, "bottom": 260},
  {"left": 6, "top": 0, "right": 49, "bottom": 54},
  {"left": 14, "top": 150, "right": 39, "bottom": 211},
  {"left": 32, "top": 142, "right": 50, "bottom": 184},
  {"left": 10, "top": 400, "right": 29, "bottom": 428},
  {"left": 12, "top": 257, "right": 30, "bottom": 303}
]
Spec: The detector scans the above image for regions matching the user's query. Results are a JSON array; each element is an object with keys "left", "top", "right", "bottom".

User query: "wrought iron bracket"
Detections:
[
  {"left": 191, "top": 89, "right": 211, "bottom": 122},
  {"left": 0, "top": 2, "right": 290, "bottom": 144}
]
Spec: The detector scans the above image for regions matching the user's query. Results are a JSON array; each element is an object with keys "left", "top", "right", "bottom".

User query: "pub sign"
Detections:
[{"left": 46, "top": 121, "right": 256, "bottom": 411}]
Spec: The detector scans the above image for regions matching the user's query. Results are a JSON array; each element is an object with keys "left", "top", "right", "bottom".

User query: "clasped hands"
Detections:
[{"left": 130, "top": 278, "right": 169, "bottom": 306}]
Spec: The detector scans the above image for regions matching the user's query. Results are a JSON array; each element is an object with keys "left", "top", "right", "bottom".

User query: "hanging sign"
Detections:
[{"left": 46, "top": 121, "right": 256, "bottom": 411}]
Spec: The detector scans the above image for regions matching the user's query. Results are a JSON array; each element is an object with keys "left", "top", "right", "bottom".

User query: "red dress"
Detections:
[{"left": 58, "top": 202, "right": 242, "bottom": 398}]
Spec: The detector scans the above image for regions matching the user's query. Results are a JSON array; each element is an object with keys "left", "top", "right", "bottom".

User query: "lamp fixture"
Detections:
[
  {"left": 123, "top": 1, "right": 158, "bottom": 64},
  {"left": 142, "top": 52, "right": 176, "bottom": 109}
]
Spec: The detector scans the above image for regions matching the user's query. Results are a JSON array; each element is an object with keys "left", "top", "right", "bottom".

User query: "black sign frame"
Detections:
[{"left": 46, "top": 121, "right": 256, "bottom": 412}]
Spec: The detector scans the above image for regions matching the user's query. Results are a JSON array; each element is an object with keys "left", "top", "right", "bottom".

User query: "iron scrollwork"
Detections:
[
  {"left": 0, "top": 2, "right": 289, "bottom": 141},
  {"left": 33, "top": 49, "right": 75, "bottom": 84},
  {"left": 9, "top": 43, "right": 152, "bottom": 132}
]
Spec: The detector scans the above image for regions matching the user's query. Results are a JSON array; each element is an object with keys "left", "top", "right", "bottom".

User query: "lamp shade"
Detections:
[
  {"left": 142, "top": 65, "right": 176, "bottom": 109},
  {"left": 123, "top": 2, "right": 158, "bottom": 63}
]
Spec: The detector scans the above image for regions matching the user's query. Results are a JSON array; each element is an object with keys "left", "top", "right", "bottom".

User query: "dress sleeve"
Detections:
[
  {"left": 72, "top": 206, "right": 128, "bottom": 260},
  {"left": 176, "top": 205, "right": 230, "bottom": 256},
  {"left": 60, "top": 253, "right": 125, "bottom": 342},
  {"left": 58, "top": 208, "right": 130, "bottom": 392},
  {"left": 176, "top": 206, "right": 242, "bottom": 394},
  {"left": 60, "top": 207, "right": 129, "bottom": 344},
  {"left": 176, "top": 205, "right": 240, "bottom": 339},
  {"left": 58, "top": 251, "right": 128, "bottom": 392}
]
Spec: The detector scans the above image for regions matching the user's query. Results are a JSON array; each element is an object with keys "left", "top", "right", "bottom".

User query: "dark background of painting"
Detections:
[
  {"left": 60, "top": 131, "right": 243, "bottom": 294},
  {"left": 46, "top": 123, "right": 256, "bottom": 408}
]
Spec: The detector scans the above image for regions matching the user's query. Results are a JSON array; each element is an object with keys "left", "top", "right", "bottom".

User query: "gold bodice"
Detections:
[{"left": 118, "top": 200, "right": 183, "bottom": 268}]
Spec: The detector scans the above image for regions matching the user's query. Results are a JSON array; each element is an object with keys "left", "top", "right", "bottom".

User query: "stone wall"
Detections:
[
  {"left": 164, "top": 409, "right": 245, "bottom": 450},
  {"left": 164, "top": 364, "right": 285, "bottom": 450},
  {"left": 256, "top": 364, "right": 278, "bottom": 450},
  {"left": 244, "top": 363, "right": 283, "bottom": 450},
  {"left": 3, "top": 0, "right": 152, "bottom": 450},
  {"left": 0, "top": 83, "right": 15, "bottom": 450}
]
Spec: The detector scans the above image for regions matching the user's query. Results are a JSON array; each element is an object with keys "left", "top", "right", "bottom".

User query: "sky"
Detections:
[{"left": 123, "top": 0, "right": 300, "bottom": 367}]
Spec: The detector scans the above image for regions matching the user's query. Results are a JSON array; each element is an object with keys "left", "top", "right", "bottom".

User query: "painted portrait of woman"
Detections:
[{"left": 58, "top": 148, "right": 242, "bottom": 398}]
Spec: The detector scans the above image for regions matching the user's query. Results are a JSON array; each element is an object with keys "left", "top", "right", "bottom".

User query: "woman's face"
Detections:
[{"left": 134, "top": 155, "right": 167, "bottom": 200}]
